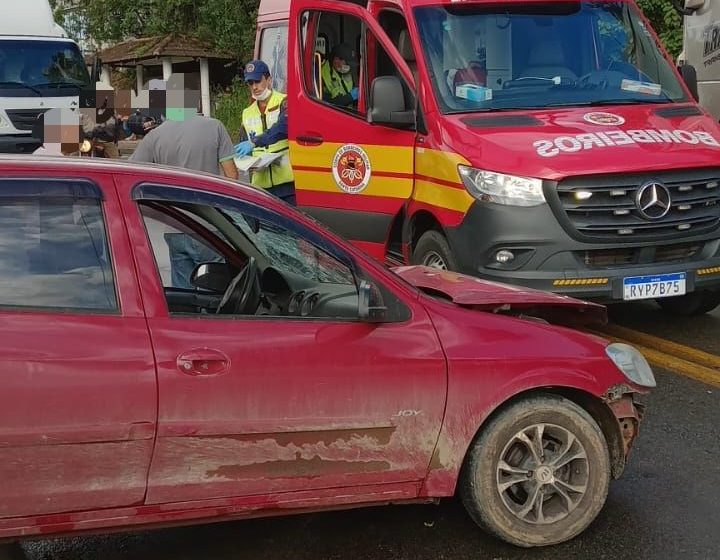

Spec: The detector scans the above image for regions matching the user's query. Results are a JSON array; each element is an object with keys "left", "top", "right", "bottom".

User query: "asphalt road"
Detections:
[{"left": 12, "top": 303, "right": 720, "bottom": 560}]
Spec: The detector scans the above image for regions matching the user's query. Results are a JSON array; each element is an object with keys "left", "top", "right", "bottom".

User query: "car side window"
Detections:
[
  {"left": 140, "top": 204, "right": 228, "bottom": 290},
  {"left": 0, "top": 194, "right": 116, "bottom": 311},
  {"left": 135, "top": 189, "right": 363, "bottom": 320}
]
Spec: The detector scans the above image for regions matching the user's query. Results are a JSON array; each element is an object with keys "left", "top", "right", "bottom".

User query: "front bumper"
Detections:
[
  {"left": 446, "top": 201, "right": 720, "bottom": 303},
  {"left": 604, "top": 388, "right": 645, "bottom": 479},
  {"left": 0, "top": 134, "right": 42, "bottom": 154}
]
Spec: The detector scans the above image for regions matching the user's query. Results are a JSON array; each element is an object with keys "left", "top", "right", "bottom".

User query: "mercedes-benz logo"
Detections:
[{"left": 636, "top": 181, "right": 671, "bottom": 220}]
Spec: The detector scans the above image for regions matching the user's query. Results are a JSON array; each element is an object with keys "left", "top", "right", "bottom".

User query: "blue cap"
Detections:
[{"left": 244, "top": 60, "right": 270, "bottom": 82}]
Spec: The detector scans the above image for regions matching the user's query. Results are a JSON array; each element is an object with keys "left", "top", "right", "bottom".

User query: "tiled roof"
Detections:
[{"left": 97, "top": 34, "right": 234, "bottom": 64}]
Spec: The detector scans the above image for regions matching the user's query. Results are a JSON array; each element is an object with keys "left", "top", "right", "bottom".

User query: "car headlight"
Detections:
[
  {"left": 458, "top": 166, "right": 546, "bottom": 207},
  {"left": 605, "top": 343, "right": 656, "bottom": 388}
]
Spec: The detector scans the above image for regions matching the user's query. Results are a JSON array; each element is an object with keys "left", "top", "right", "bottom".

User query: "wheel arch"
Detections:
[
  {"left": 407, "top": 209, "right": 445, "bottom": 251},
  {"left": 421, "top": 385, "right": 627, "bottom": 498},
  {"left": 457, "top": 387, "right": 627, "bottom": 487}
]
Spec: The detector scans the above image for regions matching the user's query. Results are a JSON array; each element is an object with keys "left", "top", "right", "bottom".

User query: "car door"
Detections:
[
  {"left": 117, "top": 177, "right": 446, "bottom": 505},
  {"left": 288, "top": 0, "right": 417, "bottom": 261},
  {"left": 0, "top": 175, "right": 156, "bottom": 519}
]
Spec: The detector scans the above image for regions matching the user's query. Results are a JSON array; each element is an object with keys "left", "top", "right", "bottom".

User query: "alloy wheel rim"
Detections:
[
  {"left": 423, "top": 251, "right": 448, "bottom": 270},
  {"left": 495, "top": 423, "right": 589, "bottom": 525}
]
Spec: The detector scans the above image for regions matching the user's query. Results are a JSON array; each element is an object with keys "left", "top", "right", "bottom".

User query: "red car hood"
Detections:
[
  {"left": 445, "top": 104, "right": 720, "bottom": 180},
  {"left": 393, "top": 266, "right": 607, "bottom": 327}
]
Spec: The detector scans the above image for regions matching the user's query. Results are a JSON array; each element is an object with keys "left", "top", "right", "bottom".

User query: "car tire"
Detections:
[
  {"left": 655, "top": 291, "right": 720, "bottom": 316},
  {"left": 459, "top": 394, "right": 610, "bottom": 548},
  {"left": 412, "top": 230, "right": 458, "bottom": 271}
]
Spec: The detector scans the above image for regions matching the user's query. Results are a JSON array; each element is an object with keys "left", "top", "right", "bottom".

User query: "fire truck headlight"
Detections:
[{"left": 458, "top": 166, "right": 546, "bottom": 207}]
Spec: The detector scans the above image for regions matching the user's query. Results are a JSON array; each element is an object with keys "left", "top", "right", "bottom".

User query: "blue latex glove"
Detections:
[
  {"left": 350, "top": 87, "right": 359, "bottom": 101},
  {"left": 235, "top": 141, "right": 254, "bottom": 157}
]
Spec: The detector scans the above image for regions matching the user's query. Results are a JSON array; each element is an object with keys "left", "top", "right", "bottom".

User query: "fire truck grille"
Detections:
[{"left": 551, "top": 169, "right": 720, "bottom": 242}]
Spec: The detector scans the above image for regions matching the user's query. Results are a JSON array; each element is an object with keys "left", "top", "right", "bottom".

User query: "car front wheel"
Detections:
[{"left": 459, "top": 394, "right": 610, "bottom": 547}]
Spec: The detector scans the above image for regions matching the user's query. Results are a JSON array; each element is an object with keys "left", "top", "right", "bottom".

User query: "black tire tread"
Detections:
[
  {"left": 656, "top": 291, "right": 720, "bottom": 316},
  {"left": 459, "top": 394, "right": 610, "bottom": 548},
  {"left": 411, "top": 230, "right": 458, "bottom": 271}
]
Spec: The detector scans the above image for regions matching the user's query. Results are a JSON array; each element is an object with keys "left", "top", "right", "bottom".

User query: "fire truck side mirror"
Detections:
[
  {"left": 672, "top": 0, "right": 702, "bottom": 15},
  {"left": 368, "top": 76, "right": 415, "bottom": 129},
  {"left": 678, "top": 63, "right": 699, "bottom": 101}
]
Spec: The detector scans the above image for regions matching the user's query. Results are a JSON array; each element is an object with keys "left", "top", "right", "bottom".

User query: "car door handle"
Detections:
[
  {"left": 297, "top": 134, "right": 324, "bottom": 146},
  {"left": 176, "top": 348, "right": 230, "bottom": 376}
]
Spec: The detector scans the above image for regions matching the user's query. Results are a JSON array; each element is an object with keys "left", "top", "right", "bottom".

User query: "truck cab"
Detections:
[
  {"left": 0, "top": 0, "right": 92, "bottom": 154},
  {"left": 256, "top": 0, "right": 720, "bottom": 315}
]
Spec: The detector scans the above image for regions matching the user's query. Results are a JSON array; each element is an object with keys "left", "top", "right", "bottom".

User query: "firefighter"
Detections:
[
  {"left": 320, "top": 43, "right": 358, "bottom": 108},
  {"left": 235, "top": 59, "right": 296, "bottom": 205}
]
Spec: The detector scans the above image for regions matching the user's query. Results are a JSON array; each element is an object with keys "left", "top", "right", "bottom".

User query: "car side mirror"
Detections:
[
  {"left": 678, "top": 63, "right": 699, "bottom": 101},
  {"left": 190, "top": 262, "right": 233, "bottom": 292},
  {"left": 358, "top": 279, "right": 388, "bottom": 322},
  {"left": 368, "top": 76, "right": 415, "bottom": 129}
]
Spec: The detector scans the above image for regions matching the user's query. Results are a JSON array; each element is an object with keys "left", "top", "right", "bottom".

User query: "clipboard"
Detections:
[{"left": 234, "top": 152, "right": 284, "bottom": 172}]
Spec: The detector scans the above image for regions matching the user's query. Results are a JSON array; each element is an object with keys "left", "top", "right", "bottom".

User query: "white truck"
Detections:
[
  {"left": 677, "top": 0, "right": 720, "bottom": 119},
  {"left": 0, "top": 0, "right": 92, "bottom": 153}
]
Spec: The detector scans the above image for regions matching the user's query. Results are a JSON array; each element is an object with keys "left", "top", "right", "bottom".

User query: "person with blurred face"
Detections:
[
  {"left": 130, "top": 75, "right": 238, "bottom": 179},
  {"left": 32, "top": 108, "right": 85, "bottom": 156}
]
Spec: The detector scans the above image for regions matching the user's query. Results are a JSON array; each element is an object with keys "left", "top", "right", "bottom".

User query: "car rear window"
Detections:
[{"left": 0, "top": 197, "right": 117, "bottom": 311}]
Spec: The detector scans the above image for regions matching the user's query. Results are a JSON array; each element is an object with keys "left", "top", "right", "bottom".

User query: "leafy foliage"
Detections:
[
  {"left": 637, "top": 0, "right": 684, "bottom": 59},
  {"left": 49, "top": 0, "right": 259, "bottom": 61},
  {"left": 214, "top": 78, "right": 251, "bottom": 141}
]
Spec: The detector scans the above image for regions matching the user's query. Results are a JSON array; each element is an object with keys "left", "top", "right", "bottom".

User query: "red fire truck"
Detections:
[{"left": 255, "top": 0, "right": 720, "bottom": 315}]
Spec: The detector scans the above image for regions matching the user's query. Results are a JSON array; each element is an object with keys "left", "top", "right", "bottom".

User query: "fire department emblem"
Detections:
[
  {"left": 583, "top": 112, "right": 625, "bottom": 126},
  {"left": 332, "top": 144, "right": 372, "bottom": 194}
]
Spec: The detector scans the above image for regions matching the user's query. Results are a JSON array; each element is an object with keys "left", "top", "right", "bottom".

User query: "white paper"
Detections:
[
  {"left": 234, "top": 152, "right": 284, "bottom": 172},
  {"left": 620, "top": 79, "right": 662, "bottom": 96}
]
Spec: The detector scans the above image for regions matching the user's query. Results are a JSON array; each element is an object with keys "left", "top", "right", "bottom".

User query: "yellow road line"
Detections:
[{"left": 588, "top": 329, "right": 720, "bottom": 388}]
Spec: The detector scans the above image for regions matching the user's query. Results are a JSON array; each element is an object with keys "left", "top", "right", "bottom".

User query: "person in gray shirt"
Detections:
[
  {"left": 130, "top": 77, "right": 239, "bottom": 288},
  {"left": 130, "top": 80, "right": 238, "bottom": 179}
]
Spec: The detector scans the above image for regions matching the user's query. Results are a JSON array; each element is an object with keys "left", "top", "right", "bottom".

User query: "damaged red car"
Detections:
[{"left": 0, "top": 157, "right": 653, "bottom": 548}]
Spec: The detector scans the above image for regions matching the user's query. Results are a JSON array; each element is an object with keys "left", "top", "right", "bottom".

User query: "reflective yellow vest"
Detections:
[
  {"left": 241, "top": 90, "right": 294, "bottom": 189},
  {"left": 321, "top": 60, "right": 353, "bottom": 105}
]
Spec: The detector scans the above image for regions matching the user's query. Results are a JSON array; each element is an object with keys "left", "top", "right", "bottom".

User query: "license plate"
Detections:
[{"left": 623, "top": 272, "right": 686, "bottom": 301}]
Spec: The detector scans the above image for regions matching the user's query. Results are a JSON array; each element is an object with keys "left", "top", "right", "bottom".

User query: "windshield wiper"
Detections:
[
  {"left": 33, "top": 81, "right": 86, "bottom": 90},
  {"left": 449, "top": 106, "right": 528, "bottom": 114},
  {"left": 587, "top": 98, "right": 669, "bottom": 105},
  {"left": 0, "top": 81, "right": 42, "bottom": 95},
  {"left": 539, "top": 98, "right": 672, "bottom": 108}
]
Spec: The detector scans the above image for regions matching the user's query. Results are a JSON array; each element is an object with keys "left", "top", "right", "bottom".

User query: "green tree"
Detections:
[
  {"left": 50, "top": 0, "right": 259, "bottom": 61},
  {"left": 637, "top": 0, "right": 684, "bottom": 59}
]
